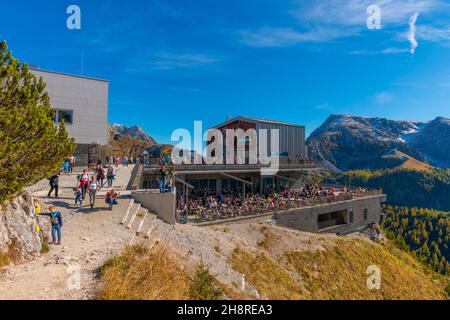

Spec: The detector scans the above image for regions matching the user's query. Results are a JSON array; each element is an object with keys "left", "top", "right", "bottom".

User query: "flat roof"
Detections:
[
  {"left": 30, "top": 67, "right": 109, "bottom": 83},
  {"left": 213, "top": 116, "right": 305, "bottom": 129}
]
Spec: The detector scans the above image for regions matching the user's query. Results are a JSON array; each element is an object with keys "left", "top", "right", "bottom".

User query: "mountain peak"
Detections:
[
  {"left": 307, "top": 114, "right": 450, "bottom": 170},
  {"left": 433, "top": 116, "right": 450, "bottom": 125},
  {"left": 108, "top": 123, "right": 156, "bottom": 144}
]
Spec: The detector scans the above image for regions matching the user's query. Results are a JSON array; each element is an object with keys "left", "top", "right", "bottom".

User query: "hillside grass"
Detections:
[
  {"left": 231, "top": 239, "right": 448, "bottom": 300},
  {"left": 99, "top": 244, "right": 190, "bottom": 300},
  {"left": 99, "top": 244, "right": 229, "bottom": 300},
  {"left": 389, "top": 150, "right": 433, "bottom": 172},
  {"left": 231, "top": 247, "right": 304, "bottom": 299}
]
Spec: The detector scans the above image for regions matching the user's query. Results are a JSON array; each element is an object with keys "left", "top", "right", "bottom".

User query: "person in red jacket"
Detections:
[{"left": 78, "top": 169, "right": 90, "bottom": 200}]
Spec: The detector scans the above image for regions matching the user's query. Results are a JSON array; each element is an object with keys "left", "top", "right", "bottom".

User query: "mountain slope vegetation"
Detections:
[
  {"left": 99, "top": 223, "right": 449, "bottom": 300},
  {"left": 339, "top": 168, "right": 450, "bottom": 211},
  {"left": 382, "top": 205, "right": 450, "bottom": 275}
]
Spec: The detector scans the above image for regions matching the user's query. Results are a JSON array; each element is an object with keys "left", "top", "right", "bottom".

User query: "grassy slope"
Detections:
[
  {"left": 231, "top": 236, "right": 448, "bottom": 300},
  {"left": 99, "top": 229, "right": 448, "bottom": 300},
  {"left": 390, "top": 150, "right": 433, "bottom": 172},
  {"left": 99, "top": 245, "right": 191, "bottom": 300}
]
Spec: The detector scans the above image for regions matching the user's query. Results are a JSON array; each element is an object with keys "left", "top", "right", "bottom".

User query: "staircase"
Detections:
[{"left": 120, "top": 199, "right": 159, "bottom": 245}]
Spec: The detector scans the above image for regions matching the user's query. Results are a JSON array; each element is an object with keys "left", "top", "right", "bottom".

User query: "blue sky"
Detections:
[{"left": 1, "top": 0, "right": 450, "bottom": 144}]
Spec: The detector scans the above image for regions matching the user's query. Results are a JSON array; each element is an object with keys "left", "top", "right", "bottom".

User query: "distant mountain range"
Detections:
[
  {"left": 307, "top": 115, "right": 450, "bottom": 171},
  {"left": 109, "top": 123, "right": 157, "bottom": 145}
]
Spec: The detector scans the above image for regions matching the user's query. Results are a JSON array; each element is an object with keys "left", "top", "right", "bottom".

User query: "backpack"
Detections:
[{"left": 50, "top": 212, "right": 60, "bottom": 225}]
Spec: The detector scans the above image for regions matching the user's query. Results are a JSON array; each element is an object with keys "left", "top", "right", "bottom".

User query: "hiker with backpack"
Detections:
[
  {"left": 48, "top": 206, "right": 63, "bottom": 245},
  {"left": 47, "top": 172, "right": 60, "bottom": 198},
  {"left": 96, "top": 164, "right": 105, "bottom": 188}
]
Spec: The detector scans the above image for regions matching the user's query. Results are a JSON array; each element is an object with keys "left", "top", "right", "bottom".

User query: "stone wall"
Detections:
[
  {"left": 276, "top": 195, "right": 386, "bottom": 234},
  {"left": 131, "top": 190, "right": 177, "bottom": 225},
  {"left": 0, "top": 193, "right": 48, "bottom": 261}
]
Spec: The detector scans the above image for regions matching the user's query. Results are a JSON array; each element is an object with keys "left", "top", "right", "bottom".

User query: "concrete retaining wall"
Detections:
[
  {"left": 131, "top": 190, "right": 176, "bottom": 224},
  {"left": 276, "top": 195, "right": 386, "bottom": 234}
]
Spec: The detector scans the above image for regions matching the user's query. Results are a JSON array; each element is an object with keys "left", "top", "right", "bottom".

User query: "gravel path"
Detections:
[
  {"left": 0, "top": 164, "right": 341, "bottom": 299},
  {"left": 0, "top": 166, "right": 136, "bottom": 300}
]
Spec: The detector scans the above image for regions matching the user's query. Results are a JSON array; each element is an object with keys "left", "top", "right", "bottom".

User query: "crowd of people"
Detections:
[
  {"left": 40, "top": 155, "right": 130, "bottom": 245},
  {"left": 178, "top": 184, "right": 355, "bottom": 222},
  {"left": 106, "top": 155, "right": 141, "bottom": 168}
]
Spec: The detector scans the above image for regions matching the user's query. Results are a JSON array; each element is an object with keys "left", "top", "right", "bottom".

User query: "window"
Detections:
[
  {"left": 349, "top": 210, "right": 354, "bottom": 223},
  {"left": 55, "top": 110, "right": 73, "bottom": 125},
  {"left": 363, "top": 208, "right": 368, "bottom": 220},
  {"left": 318, "top": 210, "right": 347, "bottom": 230}
]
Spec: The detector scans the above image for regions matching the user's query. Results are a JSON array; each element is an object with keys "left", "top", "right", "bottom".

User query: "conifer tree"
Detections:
[{"left": 0, "top": 40, "right": 75, "bottom": 203}]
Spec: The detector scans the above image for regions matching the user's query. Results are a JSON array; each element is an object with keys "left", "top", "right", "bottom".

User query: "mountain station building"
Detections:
[
  {"left": 31, "top": 67, "right": 109, "bottom": 166},
  {"left": 132, "top": 116, "right": 387, "bottom": 234}
]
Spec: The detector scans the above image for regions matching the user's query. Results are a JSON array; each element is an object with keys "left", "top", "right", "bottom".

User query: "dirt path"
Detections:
[{"left": 0, "top": 165, "right": 136, "bottom": 300}]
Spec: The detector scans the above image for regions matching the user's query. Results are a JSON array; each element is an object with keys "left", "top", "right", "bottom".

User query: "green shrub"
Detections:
[{"left": 40, "top": 243, "right": 49, "bottom": 254}]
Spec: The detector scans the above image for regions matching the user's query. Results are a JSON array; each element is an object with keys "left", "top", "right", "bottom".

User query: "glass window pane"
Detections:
[{"left": 57, "top": 110, "right": 73, "bottom": 124}]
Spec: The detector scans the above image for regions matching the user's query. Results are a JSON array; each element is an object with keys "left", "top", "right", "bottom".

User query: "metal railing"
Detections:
[{"left": 181, "top": 189, "right": 382, "bottom": 223}]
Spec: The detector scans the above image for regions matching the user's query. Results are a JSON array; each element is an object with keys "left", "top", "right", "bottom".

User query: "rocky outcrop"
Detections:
[
  {"left": 408, "top": 117, "right": 450, "bottom": 168},
  {"left": 0, "top": 192, "right": 47, "bottom": 263}
]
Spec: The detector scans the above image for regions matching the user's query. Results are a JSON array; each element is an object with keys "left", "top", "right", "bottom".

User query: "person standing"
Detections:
[
  {"left": 78, "top": 169, "right": 90, "bottom": 200},
  {"left": 62, "top": 159, "right": 69, "bottom": 173},
  {"left": 47, "top": 173, "right": 60, "bottom": 198},
  {"left": 73, "top": 187, "right": 83, "bottom": 207},
  {"left": 96, "top": 164, "right": 105, "bottom": 188},
  {"left": 48, "top": 206, "right": 63, "bottom": 245},
  {"left": 107, "top": 166, "right": 115, "bottom": 187},
  {"left": 69, "top": 155, "right": 76, "bottom": 173},
  {"left": 166, "top": 164, "right": 175, "bottom": 192},
  {"left": 158, "top": 165, "right": 167, "bottom": 192},
  {"left": 88, "top": 176, "right": 99, "bottom": 209}
]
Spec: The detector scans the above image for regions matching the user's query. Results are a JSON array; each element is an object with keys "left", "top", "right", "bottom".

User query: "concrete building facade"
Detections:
[
  {"left": 275, "top": 193, "right": 386, "bottom": 234},
  {"left": 31, "top": 68, "right": 109, "bottom": 166}
]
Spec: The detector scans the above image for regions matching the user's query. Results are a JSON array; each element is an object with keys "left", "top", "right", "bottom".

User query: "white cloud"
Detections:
[
  {"left": 407, "top": 12, "right": 419, "bottom": 54},
  {"left": 240, "top": 27, "right": 356, "bottom": 47},
  {"left": 150, "top": 52, "right": 218, "bottom": 70},
  {"left": 349, "top": 47, "right": 410, "bottom": 54},
  {"left": 291, "top": 0, "right": 443, "bottom": 26},
  {"left": 417, "top": 25, "right": 450, "bottom": 42},
  {"left": 241, "top": 0, "right": 449, "bottom": 48},
  {"left": 374, "top": 91, "right": 393, "bottom": 104}
]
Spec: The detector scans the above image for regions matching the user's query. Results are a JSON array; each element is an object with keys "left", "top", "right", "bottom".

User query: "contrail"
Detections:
[{"left": 407, "top": 12, "right": 419, "bottom": 54}]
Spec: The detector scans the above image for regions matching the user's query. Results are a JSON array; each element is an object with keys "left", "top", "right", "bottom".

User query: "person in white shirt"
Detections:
[{"left": 88, "top": 176, "right": 99, "bottom": 209}]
